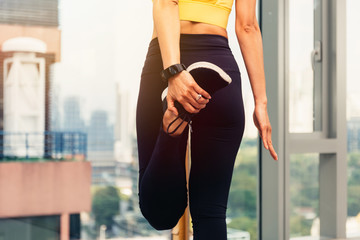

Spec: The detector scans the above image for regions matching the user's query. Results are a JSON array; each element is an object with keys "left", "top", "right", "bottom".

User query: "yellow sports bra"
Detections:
[{"left": 152, "top": 0, "right": 234, "bottom": 29}]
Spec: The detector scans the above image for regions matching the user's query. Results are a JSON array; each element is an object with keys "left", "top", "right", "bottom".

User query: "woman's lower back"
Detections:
[{"left": 151, "top": 20, "right": 229, "bottom": 40}]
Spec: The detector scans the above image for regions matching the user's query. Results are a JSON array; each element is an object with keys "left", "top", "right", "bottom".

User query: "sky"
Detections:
[{"left": 54, "top": 0, "right": 360, "bottom": 135}]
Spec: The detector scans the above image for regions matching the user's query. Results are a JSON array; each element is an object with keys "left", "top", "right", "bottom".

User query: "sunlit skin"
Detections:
[{"left": 152, "top": 0, "right": 278, "bottom": 161}]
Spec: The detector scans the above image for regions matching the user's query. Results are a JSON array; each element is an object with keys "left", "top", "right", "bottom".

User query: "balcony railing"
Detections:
[{"left": 0, "top": 131, "right": 87, "bottom": 162}]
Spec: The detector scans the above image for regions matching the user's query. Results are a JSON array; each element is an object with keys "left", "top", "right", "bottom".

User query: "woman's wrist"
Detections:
[
  {"left": 163, "top": 58, "right": 181, "bottom": 69},
  {"left": 161, "top": 63, "right": 186, "bottom": 82},
  {"left": 254, "top": 98, "right": 268, "bottom": 107}
]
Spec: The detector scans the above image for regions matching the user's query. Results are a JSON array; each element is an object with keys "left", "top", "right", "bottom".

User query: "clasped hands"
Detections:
[
  {"left": 166, "top": 70, "right": 210, "bottom": 116},
  {"left": 165, "top": 71, "right": 278, "bottom": 161}
]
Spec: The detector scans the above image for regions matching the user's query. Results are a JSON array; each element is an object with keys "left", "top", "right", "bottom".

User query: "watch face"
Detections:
[
  {"left": 161, "top": 64, "right": 185, "bottom": 82},
  {"left": 169, "top": 67, "right": 176, "bottom": 75}
]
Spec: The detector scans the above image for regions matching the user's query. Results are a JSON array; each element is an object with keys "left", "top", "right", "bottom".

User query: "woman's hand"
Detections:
[
  {"left": 253, "top": 103, "right": 278, "bottom": 161},
  {"left": 166, "top": 70, "right": 211, "bottom": 115}
]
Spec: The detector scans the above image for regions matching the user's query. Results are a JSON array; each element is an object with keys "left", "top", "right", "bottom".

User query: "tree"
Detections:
[
  {"left": 92, "top": 186, "right": 121, "bottom": 232},
  {"left": 228, "top": 216, "right": 257, "bottom": 240},
  {"left": 290, "top": 215, "right": 312, "bottom": 237}
]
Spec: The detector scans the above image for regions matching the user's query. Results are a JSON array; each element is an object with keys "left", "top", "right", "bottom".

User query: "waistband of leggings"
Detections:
[{"left": 148, "top": 33, "right": 230, "bottom": 54}]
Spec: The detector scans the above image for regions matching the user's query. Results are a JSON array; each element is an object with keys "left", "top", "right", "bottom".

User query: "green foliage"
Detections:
[
  {"left": 348, "top": 151, "right": 360, "bottom": 216},
  {"left": 234, "top": 143, "right": 258, "bottom": 169},
  {"left": 227, "top": 143, "right": 258, "bottom": 234},
  {"left": 348, "top": 151, "right": 360, "bottom": 185},
  {"left": 228, "top": 217, "right": 257, "bottom": 240},
  {"left": 92, "top": 186, "right": 121, "bottom": 231},
  {"left": 228, "top": 189, "right": 256, "bottom": 218},
  {"left": 288, "top": 154, "right": 319, "bottom": 236},
  {"left": 348, "top": 185, "right": 360, "bottom": 216},
  {"left": 240, "top": 138, "right": 258, "bottom": 148},
  {"left": 290, "top": 215, "right": 312, "bottom": 237}
]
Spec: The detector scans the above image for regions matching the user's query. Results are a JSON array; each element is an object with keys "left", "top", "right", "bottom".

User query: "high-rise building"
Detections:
[
  {"left": 87, "top": 109, "right": 118, "bottom": 186},
  {"left": 63, "top": 96, "right": 86, "bottom": 132},
  {"left": 87, "top": 109, "right": 114, "bottom": 152}
]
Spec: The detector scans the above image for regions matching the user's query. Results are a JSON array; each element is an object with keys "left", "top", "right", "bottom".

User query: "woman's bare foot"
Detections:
[{"left": 162, "top": 109, "right": 188, "bottom": 136}]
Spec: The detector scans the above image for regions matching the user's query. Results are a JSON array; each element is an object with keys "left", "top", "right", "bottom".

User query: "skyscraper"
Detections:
[
  {"left": 88, "top": 109, "right": 114, "bottom": 152},
  {"left": 63, "top": 96, "right": 86, "bottom": 132}
]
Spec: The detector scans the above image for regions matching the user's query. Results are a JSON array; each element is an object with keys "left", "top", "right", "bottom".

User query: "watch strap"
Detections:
[{"left": 160, "top": 63, "right": 186, "bottom": 82}]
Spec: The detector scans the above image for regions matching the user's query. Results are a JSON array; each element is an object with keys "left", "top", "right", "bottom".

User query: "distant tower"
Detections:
[
  {"left": 63, "top": 96, "right": 85, "bottom": 132},
  {"left": 88, "top": 109, "right": 114, "bottom": 152},
  {"left": 114, "top": 83, "right": 132, "bottom": 163}
]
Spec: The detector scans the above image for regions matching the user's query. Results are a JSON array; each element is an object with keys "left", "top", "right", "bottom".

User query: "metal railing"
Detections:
[{"left": 0, "top": 131, "right": 87, "bottom": 162}]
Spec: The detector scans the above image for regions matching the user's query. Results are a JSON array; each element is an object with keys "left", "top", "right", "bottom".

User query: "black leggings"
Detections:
[{"left": 136, "top": 34, "right": 245, "bottom": 239}]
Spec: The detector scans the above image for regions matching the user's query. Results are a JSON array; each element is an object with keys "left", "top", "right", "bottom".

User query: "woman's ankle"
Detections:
[{"left": 162, "top": 109, "right": 188, "bottom": 136}]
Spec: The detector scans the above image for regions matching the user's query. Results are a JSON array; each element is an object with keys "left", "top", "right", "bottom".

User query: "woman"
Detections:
[{"left": 136, "top": 0, "right": 278, "bottom": 238}]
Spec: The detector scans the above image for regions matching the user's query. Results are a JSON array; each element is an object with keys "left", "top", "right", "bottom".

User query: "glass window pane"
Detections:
[
  {"left": 290, "top": 153, "right": 319, "bottom": 239},
  {"left": 346, "top": 0, "right": 360, "bottom": 237},
  {"left": 227, "top": 138, "right": 258, "bottom": 240},
  {"left": 288, "top": 0, "right": 316, "bottom": 133}
]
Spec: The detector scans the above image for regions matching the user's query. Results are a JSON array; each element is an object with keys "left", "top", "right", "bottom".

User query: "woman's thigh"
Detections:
[
  {"left": 188, "top": 67, "right": 245, "bottom": 216},
  {"left": 179, "top": 36, "right": 246, "bottom": 218},
  {"left": 136, "top": 49, "right": 166, "bottom": 178}
]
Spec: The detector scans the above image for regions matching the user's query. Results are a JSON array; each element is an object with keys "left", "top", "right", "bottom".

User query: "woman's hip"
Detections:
[
  {"left": 139, "top": 33, "right": 244, "bottom": 125},
  {"left": 142, "top": 34, "right": 240, "bottom": 77}
]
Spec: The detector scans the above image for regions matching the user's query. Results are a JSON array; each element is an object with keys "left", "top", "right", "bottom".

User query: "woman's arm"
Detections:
[
  {"left": 152, "top": 0, "right": 210, "bottom": 115},
  {"left": 153, "top": 0, "right": 180, "bottom": 69},
  {"left": 235, "top": 0, "right": 278, "bottom": 160}
]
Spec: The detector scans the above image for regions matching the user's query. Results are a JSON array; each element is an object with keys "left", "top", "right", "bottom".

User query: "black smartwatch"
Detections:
[{"left": 160, "top": 63, "right": 186, "bottom": 82}]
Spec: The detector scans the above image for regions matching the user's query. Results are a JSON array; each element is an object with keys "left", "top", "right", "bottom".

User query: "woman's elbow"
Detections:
[{"left": 235, "top": 21, "right": 260, "bottom": 35}]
